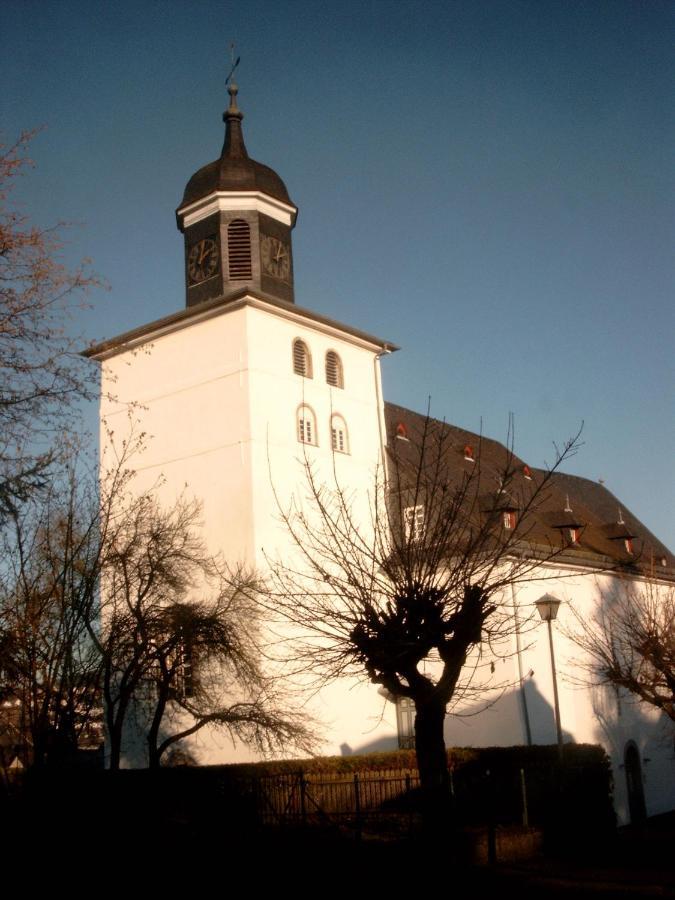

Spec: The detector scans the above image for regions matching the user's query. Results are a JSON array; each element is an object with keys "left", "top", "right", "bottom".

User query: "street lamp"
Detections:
[{"left": 535, "top": 593, "right": 564, "bottom": 761}]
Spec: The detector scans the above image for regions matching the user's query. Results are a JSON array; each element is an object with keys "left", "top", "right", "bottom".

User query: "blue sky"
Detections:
[{"left": 2, "top": 0, "right": 673, "bottom": 550}]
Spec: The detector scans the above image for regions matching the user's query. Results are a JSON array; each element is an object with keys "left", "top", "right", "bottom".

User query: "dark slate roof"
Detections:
[
  {"left": 177, "top": 83, "right": 295, "bottom": 215},
  {"left": 383, "top": 401, "right": 675, "bottom": 577},
  {"left": 180, "top": 156, "right": 293, "bottom": 209}
]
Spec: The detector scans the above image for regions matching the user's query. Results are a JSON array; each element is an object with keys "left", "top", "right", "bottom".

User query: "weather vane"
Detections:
[{"left": 226, "top": 42, "right": 240, "bottom": 86}]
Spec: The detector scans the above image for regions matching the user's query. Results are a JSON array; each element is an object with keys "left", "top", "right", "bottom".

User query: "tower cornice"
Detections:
[
  {"left": 84, "top": 289, "right": 398, "bottom": 361},
  {"left": 177, "top": 190, "right": 297, "bottom": 231}
]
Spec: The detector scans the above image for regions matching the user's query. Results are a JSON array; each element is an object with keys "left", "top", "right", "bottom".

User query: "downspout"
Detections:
[
  {"left": 374, "top": 345, "right": 392, "bottom": 482},
  {"left": 511, "top": 582, "right": 532, "bottom": 746}
]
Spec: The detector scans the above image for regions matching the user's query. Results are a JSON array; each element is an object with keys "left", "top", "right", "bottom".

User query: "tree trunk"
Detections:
[
  {"left": 414, "top": 697, "right": 452, "bottom": 834},
  {"left": 147, "top": 687, "right": 168, "bottom": 770},
  {"left": 107, "top": 719, "right": 123, "bottom": 771}
]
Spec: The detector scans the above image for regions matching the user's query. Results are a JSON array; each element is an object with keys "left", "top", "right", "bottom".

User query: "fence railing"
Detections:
[{"left": 242, "top": 768, "right": 421, "bottom": 829}]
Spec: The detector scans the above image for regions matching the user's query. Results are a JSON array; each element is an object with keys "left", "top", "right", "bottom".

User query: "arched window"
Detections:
[
  {"left": 292, "top": 339, "right": 312, "bottom": 378},
  {"left": 227, "top": 219, "right": 252, "bottom": 280},
  {"left": 325, "top": 350, "right": 344, "bottom": 388},
  {"left": 330, "top": 414, "right": 349, "bottom": 453},
  {"left": 297, "top": 405, "right": 317, "bottom": 445}
]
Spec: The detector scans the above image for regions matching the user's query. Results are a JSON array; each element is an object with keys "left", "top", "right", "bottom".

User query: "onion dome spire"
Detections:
[{"left": 178, "top": 50, "right": 295, "bottom": 214}]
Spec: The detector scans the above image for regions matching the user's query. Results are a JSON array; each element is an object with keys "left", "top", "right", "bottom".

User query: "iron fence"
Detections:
[{"left": 241, "top": 768, "right": 420, "bottom": 832}]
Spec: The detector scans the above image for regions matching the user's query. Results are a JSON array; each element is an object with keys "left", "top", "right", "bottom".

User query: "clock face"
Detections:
[
  {"left": 260, "top": 234, "right": 291, "bottom": 282},
  {"left": 187, "top": 237, "right": 219, "bottom": 285}
]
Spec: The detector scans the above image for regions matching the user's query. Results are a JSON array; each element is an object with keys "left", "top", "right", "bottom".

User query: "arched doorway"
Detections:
[{"left": 624, "top": 741, "right": 647, "bottom": 824}]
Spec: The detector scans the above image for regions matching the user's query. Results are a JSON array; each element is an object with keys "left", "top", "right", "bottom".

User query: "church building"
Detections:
[{"left": 86, "top": 79, "right": 674, "bottom": 826}]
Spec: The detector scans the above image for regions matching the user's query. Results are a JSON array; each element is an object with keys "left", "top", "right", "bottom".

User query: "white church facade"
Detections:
[{"left": 86, "top": 81, "right": 674, "bottom": 826}]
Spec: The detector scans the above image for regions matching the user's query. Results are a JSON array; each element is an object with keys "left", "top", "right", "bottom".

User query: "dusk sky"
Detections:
[{"left": 2, "top": 0, "right": 673, "bottom": 551}]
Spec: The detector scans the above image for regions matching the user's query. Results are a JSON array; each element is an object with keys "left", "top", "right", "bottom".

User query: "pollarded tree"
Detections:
[
  {"left": 0, "top": 131, "right": 101, "bottom": 518},
  {"left": 567, "top": 580, "right": 675, "bottom": 723},
  {"left": 261, "top": 408, "right": 583, "bottom": 823}
]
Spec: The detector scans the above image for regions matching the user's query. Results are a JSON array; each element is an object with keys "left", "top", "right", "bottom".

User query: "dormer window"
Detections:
[
  {"left": 624, "top": 538, "right": 634, "bottom": 555},
  {"left": 396, "top": 423, "right": 409, "bottom": 441},
  {"left": 292, "top": 339, "right": 312, "bottom": 378},
  {"left": 227, "top": 219, "right": 252, "bottom": 279},
  {"left": 325, "top": 351, "right": 344, "bottom": 388},
  {"left": 503, "top": 511, "right": 516, "bottom": 530},
  {"left": 569, "top": 528, "right": 580, "bottom": 544},
  {"left": 464, "top": 445, "right": 475, "bottom": 462}
]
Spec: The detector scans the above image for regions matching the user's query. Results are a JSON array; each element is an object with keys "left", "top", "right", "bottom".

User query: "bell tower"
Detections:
[{"left": 176, "top": 79, "right": 298, "bottom": 308}]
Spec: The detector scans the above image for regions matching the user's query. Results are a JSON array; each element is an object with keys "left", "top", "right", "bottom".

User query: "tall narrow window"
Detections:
[
  {"left": 404, "top": 505, "right": 425, "bottom": 541},
  {"left": 297, "top": 405, "right": 317, "bottom": 445},
  {"left": 292, "top": 339, "right": 312, "bottom": 377},
  {"left": 396, "top": 697, "right": 415, "bottom": 750},
  {"left": 325, "top": 351, "right": 344, "bottom": 388},
  {"left": 330, "top": 414, "right": 349, "bottom": 453},
  {"left": 167, "top": 632, "right": 194, "bottom": 700},
  {"left": 228, "top": 219, "right": 252, "bottom": 279}
]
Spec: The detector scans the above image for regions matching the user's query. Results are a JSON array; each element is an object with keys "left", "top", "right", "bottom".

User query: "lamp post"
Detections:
[{"left": 535, "top": 593, "right": 564, "bottom": 761}]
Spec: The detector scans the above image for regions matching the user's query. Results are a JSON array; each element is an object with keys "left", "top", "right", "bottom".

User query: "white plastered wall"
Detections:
[
  {"left": 97, "top": 299, "right": 398, "bottom": 763},
  {"left": 442, "top": 566, "right": 675, "bottom": 825}
]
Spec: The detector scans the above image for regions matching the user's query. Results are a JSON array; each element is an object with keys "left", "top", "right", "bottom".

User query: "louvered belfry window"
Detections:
[
  {"left": 228, "top": 219, "right": 252, "bottom": 280},
  {"left": 293, "top": 339, "right": 312, "bottom": 377},
  {"left": 325, "top": 351, "right": 344, "bottom": 388}
]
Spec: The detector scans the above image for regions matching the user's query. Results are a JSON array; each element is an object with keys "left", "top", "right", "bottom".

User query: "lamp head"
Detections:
[{"left": 536, "top": 593, "right": 562, "bottom": 622}]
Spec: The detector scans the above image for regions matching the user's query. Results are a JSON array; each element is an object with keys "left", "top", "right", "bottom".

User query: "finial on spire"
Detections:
[
  {"left": 617, "top": 508, "right": 625, "bottom": 525},
  {"left": 564, "top": 494, "right": 573, "bottom": 513},
  {"left": 221, "top": 43, "right": 248, "bottom": 159}
]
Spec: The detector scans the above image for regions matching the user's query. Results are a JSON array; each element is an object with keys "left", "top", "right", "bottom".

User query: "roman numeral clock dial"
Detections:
[{"left": 187, "top": 237, "right": 219, "bottom": 285}]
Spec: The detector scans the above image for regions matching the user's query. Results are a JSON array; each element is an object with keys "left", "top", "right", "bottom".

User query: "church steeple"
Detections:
[{"left": 176, "top": 73, "right": 298, "bottom": 309}]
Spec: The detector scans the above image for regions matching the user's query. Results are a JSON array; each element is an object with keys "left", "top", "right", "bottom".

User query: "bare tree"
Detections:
[
  {"left": 0, "top": 462, "right": 103, "bottom": 771},
  {"left": 0, "top": 131, "right": 101, "bottom": 517},
  {"left": 147, "top": 587, "right": 315, "bottom": 769},
  {"left": 96, "top": 490, "right": 314, "bottom": 770},
  {"left": 262, "top": 409, "right": 583, "bottom": 822},
  {"left": 567, "top": 580, "right": 675, "bottom": 723},
  {"left": 0, "top": 430, "right": 313, "bottom": 772}
]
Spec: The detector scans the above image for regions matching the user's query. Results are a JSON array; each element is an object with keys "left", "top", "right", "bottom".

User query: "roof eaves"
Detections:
[{"left": 83, "top": 290, "right": 399, "bottom": 361}]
